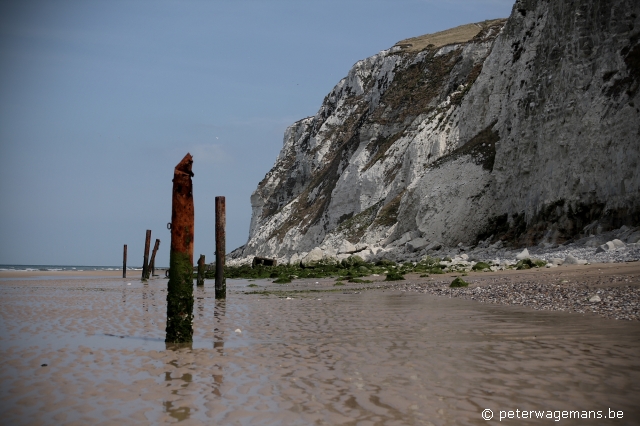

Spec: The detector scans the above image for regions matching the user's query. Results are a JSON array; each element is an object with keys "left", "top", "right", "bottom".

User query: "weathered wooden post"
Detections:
[
  {"left": 149, "top": 239, "right": 161, "bottom": 277},
  {"left": 215, "top": 196, "right": 226, "bottom": 299},
  {"left": 166, "top": 153, "right": 195, "bottom": 343},
  {"left": 197, "top": 254, "right": 205, "bottom": 286},
  {"left": 142, "top": 229, "right": 151, "bottom": 280},
  {"left": 123, "top": 244, "right": 127, "bottom": 278}
]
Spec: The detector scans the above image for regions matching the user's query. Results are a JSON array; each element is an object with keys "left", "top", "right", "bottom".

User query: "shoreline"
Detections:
[
  {"left": 0, "top": 269, "right": 167, "bottom": 279},
  {"left": 1, "top": 262, "right": 637, "bottom": 321}
]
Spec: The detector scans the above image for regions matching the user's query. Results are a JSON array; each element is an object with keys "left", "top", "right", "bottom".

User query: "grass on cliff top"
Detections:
[{"left": 394, "top": 19, "right": 505, "bottom": 52}]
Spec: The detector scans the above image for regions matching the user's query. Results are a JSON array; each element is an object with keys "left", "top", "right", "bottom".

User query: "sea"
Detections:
[{"left": 0, "top": 264, "right": 147, "bottom": 272}]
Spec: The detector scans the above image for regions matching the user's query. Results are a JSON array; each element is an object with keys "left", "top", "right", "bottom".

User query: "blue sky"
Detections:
[{"left": 0, "top": 0, "right": 514, "bottom": 267}]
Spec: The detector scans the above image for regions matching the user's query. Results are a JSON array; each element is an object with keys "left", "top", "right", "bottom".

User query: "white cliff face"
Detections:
[{"left": 235, "top": 0, "right": 640, "bottom": 264}]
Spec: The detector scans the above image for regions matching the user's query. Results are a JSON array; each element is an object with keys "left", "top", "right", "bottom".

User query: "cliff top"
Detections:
[{"left": 394, "top": 19, "right": 507, "bottom": 52}]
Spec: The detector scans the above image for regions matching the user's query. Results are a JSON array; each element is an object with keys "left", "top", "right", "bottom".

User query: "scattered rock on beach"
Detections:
[
  {"left": 589, "top": 295, "right": 601, "bottom": 302},
  {"left": 564, "top": 254, "right": 587, "bottom": 265}
]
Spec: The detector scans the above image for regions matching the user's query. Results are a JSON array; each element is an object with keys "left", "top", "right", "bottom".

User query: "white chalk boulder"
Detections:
[
  {"left": 301, "top": 247, "right": 324, "bottom": 266},
  {"left": 564, "top": 254, "right": 587, "bottom": 265},
  {"left": 515, "top": 248, "right": 530, "bottom": 260},
  {"left": 338, "top": 240, "right": 357, "bottom": 254},
  {"left": 596, "top": 239, "right": 626, "bottom": 253}
]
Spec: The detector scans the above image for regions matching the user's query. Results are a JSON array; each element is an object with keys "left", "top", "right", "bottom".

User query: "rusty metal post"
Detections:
[
  {"left": 149, "top": 239, "right": 161, "bottom": 277},
  {"left": 215, "top": 196, "right": 226, "bottom": 299},
  {"left": 142, "top": 229, "right": 151, "bottom": 280},
  {"left": 166, "top": 153, "right": 195, "bottom": 343},
  {"left": 197, "top": 254, "right": 205, "bottom": 286},
  {"left": 123, "top": 244, "right": 127, "bottom": 278}
]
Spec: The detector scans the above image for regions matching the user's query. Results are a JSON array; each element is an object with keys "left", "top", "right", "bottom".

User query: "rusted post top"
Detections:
[{"left": 171, "top": 153, "right": 194, "bottom": 265}]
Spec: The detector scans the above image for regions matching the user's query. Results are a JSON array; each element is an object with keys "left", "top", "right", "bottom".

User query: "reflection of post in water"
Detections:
[
  {"left": 196, "top": 285, "right": 205, "bottom": 318},
  {"left": 165, "top": 153, "right": 195, "bottom": 344},
  {"left": 142, "top": 286, "right": 148, "bottom": 312},
  {"left": 163, "top": 359, "right": 193, "bottom": 421},
  {"left": 212, "top": 298, "right": 225, "bottom": 396},
  {"left": 213, "top": 299, "right": 226, "bottom": 355}
]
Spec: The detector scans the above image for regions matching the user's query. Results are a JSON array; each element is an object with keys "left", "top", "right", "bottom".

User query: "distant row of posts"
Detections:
[
  {"left": 120, "top": 153, "right": 226, "bottom": 344},
  {"left": 122, "top": 232, "right": 160, "bottom": 280}
]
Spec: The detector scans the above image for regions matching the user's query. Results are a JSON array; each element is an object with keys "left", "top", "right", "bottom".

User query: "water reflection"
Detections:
[
  {"left": 196, "top": 285, "right": 205, "bottom": 319},
  {"left": 163, "top": 358, "right": 193, "bottom": 421},
  {"left": 213, "top": 299, "right": 226, "bottom": 355},
  {"left": 212, "top": 298, "right": 225, "bottom": 397},
  {"left": 162, "top": 401, "right": 190, "bottom": 422},
  {"left": 161, "top": 287, "right": 227, "bottom": 419}
]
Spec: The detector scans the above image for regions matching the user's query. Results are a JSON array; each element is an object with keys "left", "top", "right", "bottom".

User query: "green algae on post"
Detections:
[
  {"left": 167, "top": 252, "right": 194, "bottom": 342},
  {"left": 166, "top": 153, "right": 195, "bottom": 344}
]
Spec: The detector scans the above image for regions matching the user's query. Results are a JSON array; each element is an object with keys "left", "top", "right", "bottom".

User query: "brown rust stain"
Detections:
[{"left": 171, "top": 153, "right": 195, "bottom": 264}]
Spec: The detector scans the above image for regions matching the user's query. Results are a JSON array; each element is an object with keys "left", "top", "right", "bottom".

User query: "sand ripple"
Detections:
[{"left": 1, "top": 278, "right": 639, "bottom": 425}]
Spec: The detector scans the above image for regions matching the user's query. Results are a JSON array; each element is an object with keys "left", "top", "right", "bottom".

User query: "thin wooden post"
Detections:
[
  {"left": 215, "top": 196, "right": 226, "bottom": 299},
  {"left": 166, "top": 153, "right": 195, "bottom": 343},
  {"left": 123, "top": 244, "right": 127, "bottom": 278},
  {"left": 197, "top": 254, "right": 205, "bottom": 286},
  {"left": 142, "top": 230, "right": 151, "bottom": 280},
  {"left": 149, "top": 239, "right": 161, "bottom": 277}
]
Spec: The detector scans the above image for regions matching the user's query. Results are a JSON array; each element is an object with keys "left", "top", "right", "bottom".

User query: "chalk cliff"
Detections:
[{"left": 233, "top": 0, "right": 640, "bottom": 265}]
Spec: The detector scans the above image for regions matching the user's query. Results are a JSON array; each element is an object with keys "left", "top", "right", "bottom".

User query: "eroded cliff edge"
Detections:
[{"left": 233, "top": 0, "right": 640, "bottom": 265}]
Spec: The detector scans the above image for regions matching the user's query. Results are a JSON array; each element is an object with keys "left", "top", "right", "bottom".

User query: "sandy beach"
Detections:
[{"left": 1, "top": 264, "right": 639, "bottom": 425}]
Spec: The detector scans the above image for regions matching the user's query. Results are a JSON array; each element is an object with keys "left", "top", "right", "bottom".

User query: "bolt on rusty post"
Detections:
[
  {"left": 215, "top": 196, "right": 226, "bottom": 299},
  {"left": 142, "top": 230, "right": 151, "bottom": 281},
  {"left": 197, "top": 254, "right": 205, "bottom": 286},
  {"left": 123, "top": 244, "right": 127, "bottom": 278},
  {"left": 166, "top": 153, "right": 195, "bottom": 344},
  {"left": 149, "top": 239, "right": 161, "bottom": 277}
]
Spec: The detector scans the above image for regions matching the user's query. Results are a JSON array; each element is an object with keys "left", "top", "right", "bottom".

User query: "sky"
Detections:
[{"left": 0, "top": 0, "right": 514, "bottom": 267}]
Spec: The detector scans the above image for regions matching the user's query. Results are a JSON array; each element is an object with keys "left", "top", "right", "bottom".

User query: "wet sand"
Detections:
[{"left": 1, "top": 270, "right": 640, "bottom": 425}]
